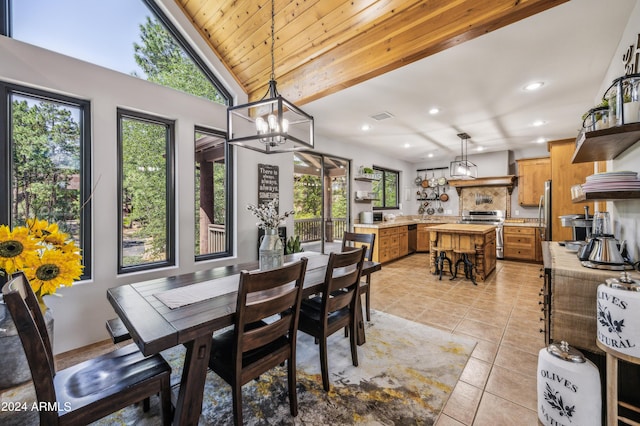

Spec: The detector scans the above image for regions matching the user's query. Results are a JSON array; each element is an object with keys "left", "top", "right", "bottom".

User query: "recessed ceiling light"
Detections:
[
  {"left": 536, "top": 137, "right": 547, "bottom": 144},
  {"left": 476, "top": 146, "right": 484, "bottom": 151},
  {"left": 532, "top": 120, "right": 546, "bottom": 127},
  {"left": 429, "top": 107, "right": 440, "bottom": 115},
  {"left": 361, "top": 124, "right": 371, "bottom": 131},
  {"left": 524, "top": 81, "right": 544, "bottom": 91},
  {"left": 404, "top": 143, "right": 411, "bottom": 148},
  {"left": 427, "top": 153, "right": 434, "bottom": 158}
]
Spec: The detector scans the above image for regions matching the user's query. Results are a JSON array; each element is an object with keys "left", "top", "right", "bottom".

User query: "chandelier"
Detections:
[
  {"left": 226, "top": 0, "right": 314, "bottom": 154},
  {"left": 449, "top": 132, "right": 477, "bottom": 179}
]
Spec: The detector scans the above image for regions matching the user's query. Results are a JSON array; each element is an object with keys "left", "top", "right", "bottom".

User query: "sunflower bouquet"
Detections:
[{"left": 0, "top": 218, "right": 83, "bottom": 308}]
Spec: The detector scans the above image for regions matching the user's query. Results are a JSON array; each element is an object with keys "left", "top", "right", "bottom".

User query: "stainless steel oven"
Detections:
[{"left": 460, "top": 210, "right": 505, "bottom": 259}]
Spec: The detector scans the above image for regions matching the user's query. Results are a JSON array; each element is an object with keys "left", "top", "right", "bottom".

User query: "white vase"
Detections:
[
  {"left": 259, "top": 228, "right": 284, "bottom": 270},
  {"left": 623, "top": 101, "right": 640, "bottom": 124}
]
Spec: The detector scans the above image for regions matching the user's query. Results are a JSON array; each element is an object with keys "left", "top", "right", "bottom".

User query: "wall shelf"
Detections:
[
  {"left": 354, "top": 176, "right": 380, "bottom": 182},
  {"left": 572, "top": 190, "right": 640, "bottom": 202},
  {"left": 572, "top": 123, "right": 640, "bottom": 164}
]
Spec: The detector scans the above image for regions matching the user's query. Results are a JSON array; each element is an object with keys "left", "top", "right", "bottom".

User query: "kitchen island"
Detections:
[{"left": 428, "top": 224, "right": 497, "bottom": 281}]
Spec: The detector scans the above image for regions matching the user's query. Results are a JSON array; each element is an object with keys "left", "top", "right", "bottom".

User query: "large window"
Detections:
[
  {"left": 372, "top": 166, "right": 399, "bottom": 210},
  {"left": 0, "top": 82, "right": 92, "bottom": 279},
  {"left": 118, "top": 109, "right": 174, "bottom": 272},
  {"left": 4, "top": 0, "right": 230, "bottom": 104},
  {"left": 195, "top": 127, "right": 233, "bottom": 259}
]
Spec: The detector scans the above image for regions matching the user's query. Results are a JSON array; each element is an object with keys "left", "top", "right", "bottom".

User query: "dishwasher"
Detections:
[{"left": 408, "top": 224, "right": 417, "bottom": 253}]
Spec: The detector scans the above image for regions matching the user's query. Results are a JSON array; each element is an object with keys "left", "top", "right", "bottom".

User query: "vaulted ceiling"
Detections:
[{"left": 175, "top": 0, "right": 568, "bottom": 106}]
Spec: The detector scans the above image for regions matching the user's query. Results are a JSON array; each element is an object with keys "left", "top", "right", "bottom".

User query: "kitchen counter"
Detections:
[
  {"left": 354, "top": 216, "right": 457, "bottom": 229},
  {"left": 428, "top": 224, "right": 497, "bottom": 281},
  {"left": 503, "top": 221, "right": 545, "bottom": 228},
  {"left": 355, "top": 217, "right": 543, "bottom": 229},
  {"left": 428, "top": 223, "right": 496, "bottom": 234},
  {"left": 542, "top": 241, "right": 640, "bottom": 353}
]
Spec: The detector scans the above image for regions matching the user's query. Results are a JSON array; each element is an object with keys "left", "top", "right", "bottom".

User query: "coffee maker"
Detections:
[{"left": 578, "top": 211, "right": 631, "bottom": 270}]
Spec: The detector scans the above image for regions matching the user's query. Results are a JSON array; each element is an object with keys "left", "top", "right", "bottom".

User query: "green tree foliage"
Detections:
[
  {"left": 11, "top": 98, "right": 80, "bottom": 234},
  {"left": 330, "top": 177, "right": 347, "bottom": 218},
  {"left": 133, "top": 17, "right": 224, "bottom": 104},
  {"left": 293, "top": 175, "right": 322, "bottom": 219},
  {"left": 121, "top": 118, "right": 167, "bottom": 262},
  {"left": 125, "top": 17, "right": 228, "bottom": 261}
]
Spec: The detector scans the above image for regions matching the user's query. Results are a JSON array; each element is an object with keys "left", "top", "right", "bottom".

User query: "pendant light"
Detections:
[
  {"left": 449, "top": 132, "right": 477, "bottom": 179},
  {"left": 227, "top": 0, "right": 314, "bottom": 154}
]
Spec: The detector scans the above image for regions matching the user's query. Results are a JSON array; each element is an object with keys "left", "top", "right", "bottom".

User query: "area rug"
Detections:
[{"left": 1, "top": 310, "right": 475, "bottom": 425}]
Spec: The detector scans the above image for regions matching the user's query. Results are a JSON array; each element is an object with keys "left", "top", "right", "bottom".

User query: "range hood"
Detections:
[{"left": 448, "top": 175, "right": 517, "bottom": 195}]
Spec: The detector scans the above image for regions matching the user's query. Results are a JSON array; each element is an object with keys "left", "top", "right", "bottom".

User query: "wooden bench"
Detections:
[{"left": 106, "top": 317, "right": 131, "bottom": 343}]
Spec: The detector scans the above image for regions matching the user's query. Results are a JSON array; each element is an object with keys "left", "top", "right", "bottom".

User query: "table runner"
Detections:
[{"left": 154, "top": 253, "right": 327, "bottom": 309}]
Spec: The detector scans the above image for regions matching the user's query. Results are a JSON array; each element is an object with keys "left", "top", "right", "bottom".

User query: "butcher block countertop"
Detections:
[{"left": 428, "top": 223, "right": 496, "bottom": 235}]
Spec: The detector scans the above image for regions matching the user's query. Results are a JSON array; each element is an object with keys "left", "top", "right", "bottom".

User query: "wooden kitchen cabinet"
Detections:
[
  {"left": 397, "top": 226, "right": 409, "bottom": 256},
  {"left": 503, "top": 226, "right": 538, "bottom": 262},
  {"left": 516, "top": 157, "right": 550, "bottom": 206},
  {"left": 354, "top": 224, "right": 409, "bottom": 263},
  {"left": 416, "top": 223, "right": 440, "bottom": 252},
  {"left": 548, "top": 139, "right": 603, "bottom": 242}
]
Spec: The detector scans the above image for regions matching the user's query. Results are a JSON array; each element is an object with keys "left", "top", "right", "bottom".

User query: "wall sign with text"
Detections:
[
  {"left": 623, "top": 33, "right": 640, "bottom": 75},
  {"left": 258, "top": 163, "right": 279, "bottom": 209}
]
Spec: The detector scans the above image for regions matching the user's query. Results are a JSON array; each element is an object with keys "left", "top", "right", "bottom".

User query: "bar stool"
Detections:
[
  {"left": 431, "top": 246, "right": 452, "bottom": 281},
  {"left": 451, "top": 249, "right": 477, "bottom": 285},
  {"left": 596, "top": 340, "right": 640, "bottom": 426}
]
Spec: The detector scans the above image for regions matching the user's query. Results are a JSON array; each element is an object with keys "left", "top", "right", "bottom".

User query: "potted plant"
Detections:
[{"left": 582, "top": 100, "right": 610, "bottom": 131}]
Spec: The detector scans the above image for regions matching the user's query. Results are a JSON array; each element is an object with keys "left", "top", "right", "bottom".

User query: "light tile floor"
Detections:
[
  {"left": 50, "top": 253, "right": 546, "bottom": 425},
  {"left": 370, "top": 254, "right": 546, "bottom": 425}
]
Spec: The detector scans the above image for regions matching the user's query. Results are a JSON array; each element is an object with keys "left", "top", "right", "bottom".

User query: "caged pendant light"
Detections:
[
  {"left": 449, "top": 132, "right": 477, "bottom": 179},
  {"left": 226, "top": 0, "right": 314, "bottom": 154}
]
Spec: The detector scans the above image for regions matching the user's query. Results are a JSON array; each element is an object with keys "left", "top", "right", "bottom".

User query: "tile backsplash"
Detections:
[{"left": 460, "top": 187, "right": 508, "bottom": 211}]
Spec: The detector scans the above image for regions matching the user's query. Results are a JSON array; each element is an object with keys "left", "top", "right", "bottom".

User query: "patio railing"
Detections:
[
  {"left": 206, "top": 218, "right": 348, "bottom": 253},
  {"left": 294, "top": 218, "right": 347, "bottom": 242}
]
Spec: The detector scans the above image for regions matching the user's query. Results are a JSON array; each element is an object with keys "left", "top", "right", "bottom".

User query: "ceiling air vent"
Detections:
[{"left": 369, "top": 111, "right": 394, "bottom": 121}]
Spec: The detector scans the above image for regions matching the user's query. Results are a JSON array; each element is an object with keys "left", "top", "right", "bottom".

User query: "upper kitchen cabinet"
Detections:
[
  {"left": 548, "top": 139, "right": 604, "bottom": 242},
  {"left": 516, "top": 157, "right": 551, "bottom": 206}
]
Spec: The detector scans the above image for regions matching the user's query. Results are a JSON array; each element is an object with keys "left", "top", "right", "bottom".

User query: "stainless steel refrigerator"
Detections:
[{"left": 538, "top": 180, "right": 552, "bottom": 241}]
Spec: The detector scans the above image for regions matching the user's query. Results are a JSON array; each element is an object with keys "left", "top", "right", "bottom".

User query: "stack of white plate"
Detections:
[{"left": 582, "top": 171, "right": 640, "bottom": 192}]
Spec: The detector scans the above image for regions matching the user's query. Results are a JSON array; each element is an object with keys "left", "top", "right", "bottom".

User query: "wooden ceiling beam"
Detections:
[
  {"left": 175, "top": 0, "right": 568, "bottom": 105},
  {"left": 252, "top": 0, "right": 568, "bottom": 104}
]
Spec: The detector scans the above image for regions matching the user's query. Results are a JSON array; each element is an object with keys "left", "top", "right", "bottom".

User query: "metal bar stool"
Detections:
[
  {"left": 431, "top": 246, "right": 453, "bottom": 280},
  {"left": 451, "top": 249, "right": 477, "bottom": 285}
]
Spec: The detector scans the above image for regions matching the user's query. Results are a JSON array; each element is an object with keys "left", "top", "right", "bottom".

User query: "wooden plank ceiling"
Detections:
[{"left": 175, "top": 0, "right": 567, "bottom": 106}]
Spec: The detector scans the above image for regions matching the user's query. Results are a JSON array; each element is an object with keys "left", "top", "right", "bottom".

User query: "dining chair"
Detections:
[
  {"left": 298, "top": 247, "right": 366, "bottom": 391},
  {"left": 207, "top": 258, "right": 308, "bottom": 426},
  {"left": 341, "top": 231, "right": 376, "bottom": 321},
  {"left": 1, "top": 272, "right": 173, "bottom": 426}
]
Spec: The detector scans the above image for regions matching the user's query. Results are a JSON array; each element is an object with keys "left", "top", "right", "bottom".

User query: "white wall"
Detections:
[{"left": 594, "top": 1, "right": 640, "bottom": 261}]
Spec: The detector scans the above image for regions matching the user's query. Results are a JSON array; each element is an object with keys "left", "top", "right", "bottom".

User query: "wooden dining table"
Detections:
[{"left": 107, "top": 252, "right": 381, "bottom": 426}]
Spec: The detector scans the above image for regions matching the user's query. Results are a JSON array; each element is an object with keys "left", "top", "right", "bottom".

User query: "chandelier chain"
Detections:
[{"left": 270, "top": 0, "right": 275, "bottom": 82}]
